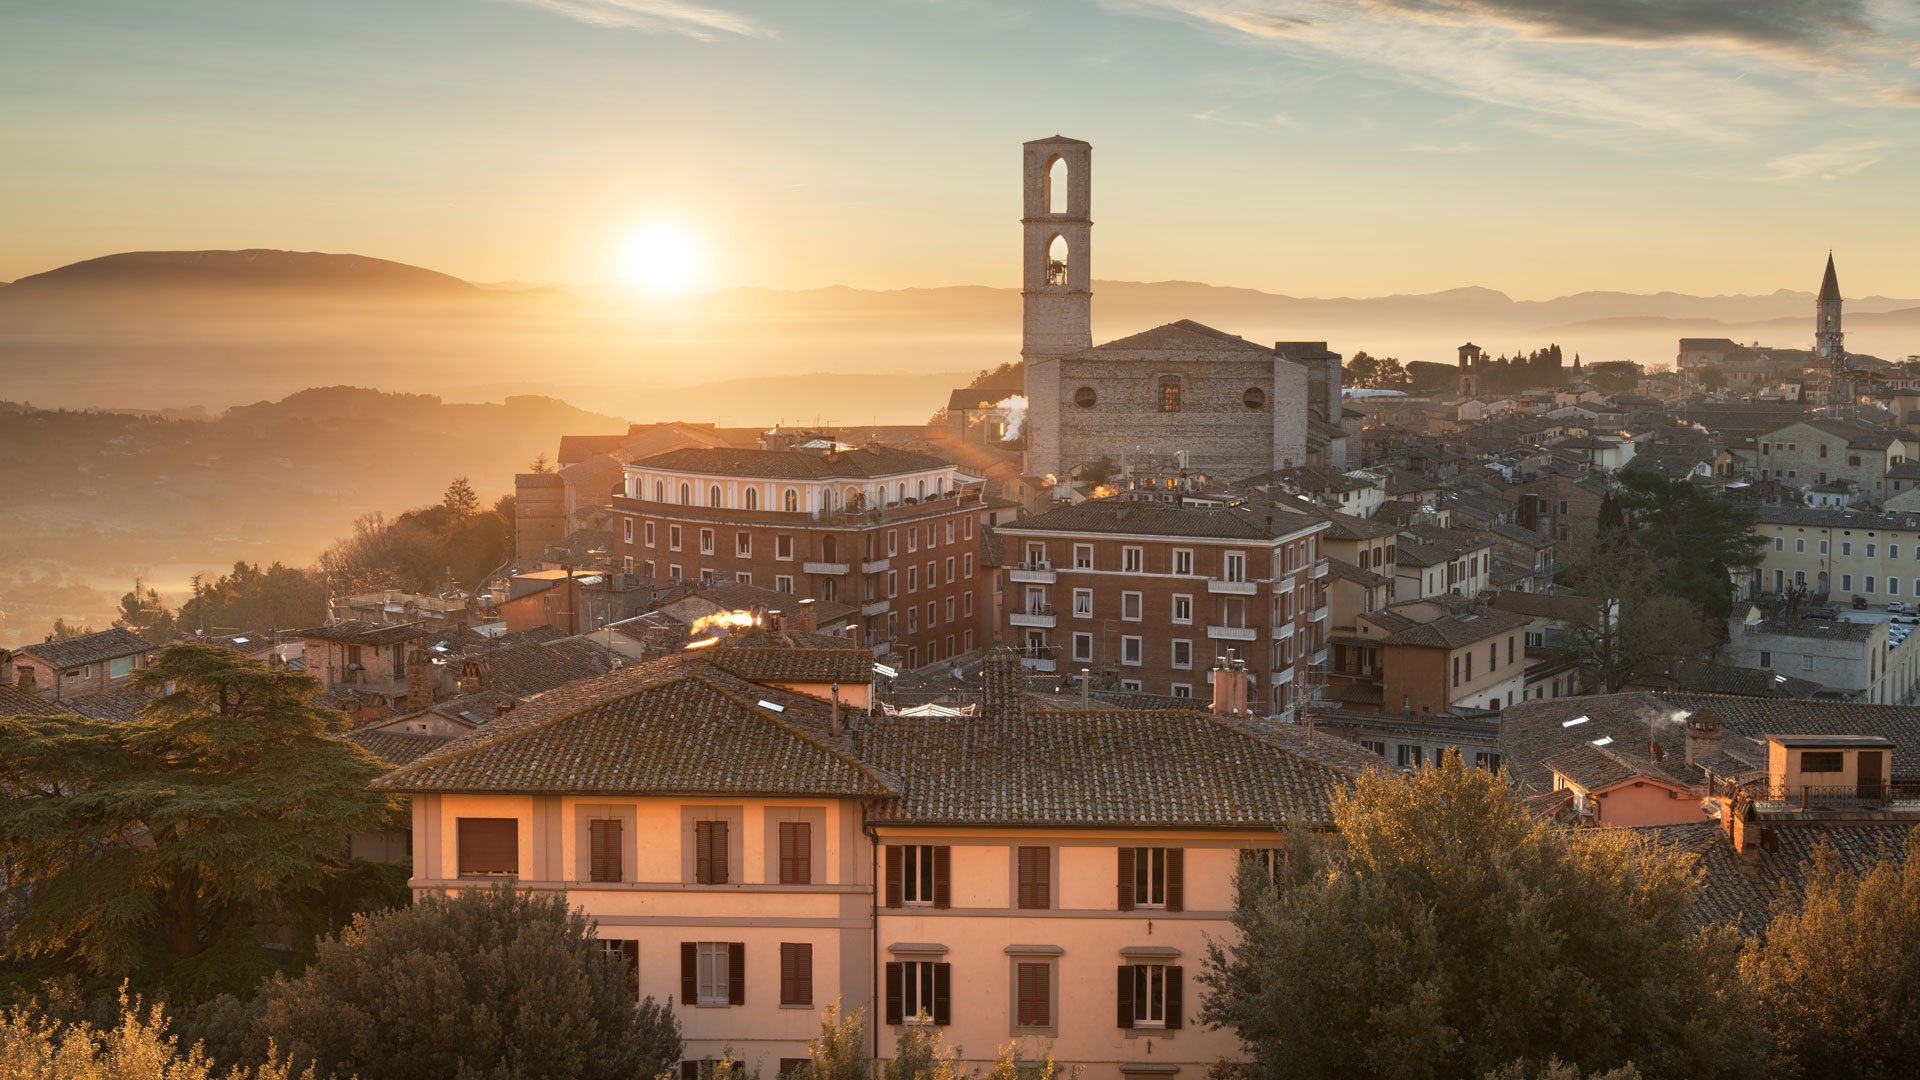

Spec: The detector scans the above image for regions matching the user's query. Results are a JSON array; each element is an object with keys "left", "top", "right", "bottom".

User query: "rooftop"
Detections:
[
  {"left": 631, "top": 444, "right": 953, "bottom": 481},
  {"left": 998, "top": 497, "right": 1327, "bottom": 542},
  {"left": 15, "top": 628, "right": 156, "bottom": 669}
]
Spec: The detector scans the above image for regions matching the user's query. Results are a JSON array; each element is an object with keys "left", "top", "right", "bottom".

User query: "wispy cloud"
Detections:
[
  {"left": 504, "top": 0, "right": 773, "bottom": 39},
  {"left": 1763, "top": 137, "right": 1892, "bottom": 181},
  {"left": 1127, "top": 0, "right": 1916, "bottom": 144},
  {"left": 1191, "top": 107, "right": 1293, "bottom": 128},
  {"left": 1406, "top": 141, "right": 1477, "bottom": 153}
]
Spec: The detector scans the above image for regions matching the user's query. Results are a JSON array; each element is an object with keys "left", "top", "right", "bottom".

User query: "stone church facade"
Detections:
[{"left": 1019, "top": 136, "right": 1339, "bottom": 483}]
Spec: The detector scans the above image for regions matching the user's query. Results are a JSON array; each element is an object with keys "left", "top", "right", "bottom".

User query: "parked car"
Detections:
[
  {"left": 1895, "top": 614, "right": 1920, "bottom": 626},
  {"left": 1803, "top": 607, "right": 1840, "bottom": 620},
  {"left": 1890, "top": 602, "right": 1910, "bottom": 614},
  {"left": 1852, "top": 595, "right": 1869, "bottom": 610}
]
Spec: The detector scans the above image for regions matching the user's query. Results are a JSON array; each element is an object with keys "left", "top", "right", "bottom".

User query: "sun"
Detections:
[{"left": 616, "top": 221, "right": 704, "bottom": 294}]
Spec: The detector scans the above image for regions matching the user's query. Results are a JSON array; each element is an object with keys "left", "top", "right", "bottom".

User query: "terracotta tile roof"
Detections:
[
  {"left": 633, "top": 444, "right": 953, "bottom": 480},
  {"left": 706, "top": 645, "right": 876, "bottom": 685},
  {"left": 1541, "top": 742, "right": 1690, "bottom": 791},
  {"left": 1323, "top": 558, "right": 1389, "bottom": 588},
  {"left": 373, "top": 657, "right": 892, "bottom": 797},
  {"left": 859, "top": 709, "right": 1359, "bottom": 829},
  {"left": 483, "top": 637, "right": 616, "bottom": 699},
  {"left": 1083, "top": 319, "right": 1272, "bottom": 356},
  {"left": 999, "top": 498, "right": 1327, "bottom": 541},
  {"left": 345, "top": 728, "right": 456, "bottom": 766},
  {"left": 16, "top": 628, "right": 156, "bottom": 669},
  {"left": 0, "top": 684, "right": 72, "bottom": 716},
  {"left": 65, "top": 685, "right": 159, "bottom": 723},
  {"left": 1639, "top": 820, "right": 1916, "bottom": 935},
  {"left": 1363, "top": 606, "right": 1531, "bottom": 649},
  {"left": 300, "top": 621, "right": 434, "bottom": 646}
]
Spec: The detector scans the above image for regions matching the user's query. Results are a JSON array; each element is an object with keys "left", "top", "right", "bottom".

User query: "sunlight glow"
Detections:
[{"left": 617, "top": 221, "right": 705, "bottom": 294}]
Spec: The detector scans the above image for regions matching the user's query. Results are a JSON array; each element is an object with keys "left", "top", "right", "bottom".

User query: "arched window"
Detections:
[
  {"left": 934, "top": 477, "right": 945, "bottom": 497},
  {"left": 1046, "top": 155, "right": 1067, "bottom": 214},
  {"left": 709, "top": 484, "right": 722, "bottom": 508},
  {"left": 898, "top": 483, "right": 907, "bottom": 504},
  {"left": 845, "top": 486, "right": 861, "bottom": 509},
  {"left": 679, "top": 482, "right": 691, "bottom": 505},
  {"left": 744, "top": 488, "right": 758, "bottom": 511},
  {"left": 917, "top": 479, "right": 927, "bottom": 499},
  {"left": 1046, "top": 234, "right": 1070, "bottom": 286},
  {"left": 784, "top": 488, "right": 798, "bottom": 512},
  {"left": 849, "top": 491, "right": 866, "bottom": 513},
  {"left": 653, "top": 480, "right": 664, "bottom": 502},
  {"left": 1160, "top": 376, "right": 1183, "bottom": 413}
]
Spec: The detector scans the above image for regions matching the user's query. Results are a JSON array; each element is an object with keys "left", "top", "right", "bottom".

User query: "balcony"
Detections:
[
  {"left": 1020, "top": 656, "right": 1057, "bottom": 673},
  {"left": 1310, "top": 646, "right": 1329, "bottom": 666},
  {"left": 1311, "top": 559, "right": 1330, "bottom": 579},
  {"left": 1750, "top": 781, "right": 1920, "bottom": 814},
  {"left": 862, "top": 558, "right": 891, "bottom": 574},
  {"left": 1310, "top": 603, "right": 1330, "bottom": 621},
  {"left": 1272, "top": 621, "right": 1296, "bottom": 641},
  {"left": 1010, "top": 607, "right": 1058, "bottom": 628},
  {"left": 1207, "top": 578, "right": 1259, "bottom": 596},
  {"left": 1272, "top": 575, "right": 1296, "bottom": 595},
  {"left": 803, "top": 561, "right": 850, "bottom": 576},
  {"left": 1207, "top": 624, "right": 1260, "bottom": 642},
  {"left": 862, "top": 598, "right": 891, "bottom": 616},
  {"left": 1008, "top": 562, "right": 1057, "bottom": 584}
]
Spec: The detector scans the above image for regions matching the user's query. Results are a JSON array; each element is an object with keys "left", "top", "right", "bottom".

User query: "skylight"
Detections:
[
  {"left": 1591, "top": 736, "right": 1614, "bottom": 747},
  {"left": 1562, "top": 715, "right": 1590, "bottom": 728},
  {"left": 756, "top": 699, "right": 786, "bottom": 713}
]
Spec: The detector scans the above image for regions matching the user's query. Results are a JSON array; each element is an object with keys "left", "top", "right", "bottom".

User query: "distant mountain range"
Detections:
[{"left": 3, "top": 249, "right": 1917, "bottom": 420}]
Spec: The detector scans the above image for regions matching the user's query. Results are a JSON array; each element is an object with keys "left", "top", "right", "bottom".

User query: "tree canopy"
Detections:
[
  {"left": 1200, "top": 754, "right": 1756, "bottom": 1080},
  {"left": 1609, "top": 471, "right": 1763, "bottom": 628},
  {"left": 0, "top": 643, "right": 398, "bottom": 1001},
  {"left": 177, "top": 562, "right": 328, "bottom": 637}
]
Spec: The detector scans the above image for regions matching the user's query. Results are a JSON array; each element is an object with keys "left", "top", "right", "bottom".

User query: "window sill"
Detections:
[{"left": 780, "top": 1002, "right": 815, "bottom": 1010}]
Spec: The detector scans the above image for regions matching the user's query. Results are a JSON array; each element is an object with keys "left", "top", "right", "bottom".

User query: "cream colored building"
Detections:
[
  {"left": 1752, "top": 507, "right": 1920, "bottom": 604},
  {"left": 375, "top": 647, "right": 1370, "bottom": 1080}
]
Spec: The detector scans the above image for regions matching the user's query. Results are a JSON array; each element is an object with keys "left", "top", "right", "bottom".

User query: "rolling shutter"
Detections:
[
  {"left": 1116, "top": 848, "right": 1135, "bottom": 911},
  {"left": 932, "top": 846, "right": 952, "bottom": 909},
  {"left": 885, "top": 845, "right": 903, "bottom": 908},
  {"left": 728, "top": 942, "right": 746, "bottom": 1005},
  {"left": 1166, "top": 848, "right": 1185, "bottom": 913},
  {"left": 884, "top": 962, "right": 904, "bottom": 1025}
]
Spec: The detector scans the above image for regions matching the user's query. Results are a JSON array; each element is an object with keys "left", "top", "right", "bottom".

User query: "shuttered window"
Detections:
[
  {"left": 1120, "top": 847, "right": 1183, "bottom": 911},
  {"left": 588, "top": 818, "right": 622, "bottom": 883},
  {"left": 684, "top": 941, "right": 745, "bottom": 1006},
  {"left": 778, "top": 822, "right": 812, "bottom": 885},
  {"left": 884, "top": 961, "right": 951, "bottom": 1026},
  {"left": 780, "top": 942, "right": 813, "bottom": 1006},
  {"left": 456, "top": 818, "right": 517, "bottom": 877},
  {"left": 1015, "top": 962, "right": 1050, "bottom": 1028},
  {"left": 600, "top": 938, "right": 639, "bottom": 999},
  {"left": 887, "top": 845, "right": 950, "bottom": 907},
  {"left": 695, "top": 820, "right": 729, "bottom": 885},
  {"left": 1117, "top": 964, "right": 1183, "bottom": 1029},
  {"left": 1016, "top": 846, "right": 1049, "bottom": 909}
]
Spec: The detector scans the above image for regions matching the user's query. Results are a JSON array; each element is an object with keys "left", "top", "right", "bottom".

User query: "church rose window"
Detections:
[
  {"left": 1243, "top": 388, "right": 1266, "bottom": 409},
  {"left": 1074, "top": 387, "right": 1097, "bottom": 408}
]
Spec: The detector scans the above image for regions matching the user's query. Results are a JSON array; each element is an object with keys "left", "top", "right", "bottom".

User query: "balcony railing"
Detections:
[
  {"left": 1272, "top": 575, "right": 1296, "bottom": 595},
  {"left": 1311, "top": 559, "right": 1330, "bottom": 579},
  {"left": 861, "top": 558, "right": 891, "bottom": 574},
  {"left": 862, "top": 598, "right": 891, "bottom": 616},
  {"left": 1207, "top": 578, "right": 1259, "bottom": 595},
  {"left": 1008, "top": 562, "right": 1058, "bottom": 584},
  {"left": 1272, "top": 621, "right": 1296, "bottom": 641},
  {"left": 1009, "top": 607, "right": 1058, "bottom": 628},
  {"left": 803, "top": 561, "right": 851, "bottom": 576},
  {"left": 1310, "top": 603, "right": 1330, "bottom": 621},
  {"left": 1750, "top": 781, "right": 1920, "bottom": 812},
  {"left": 1207, "top": 624, "right": 1260, "bottom": 642}
]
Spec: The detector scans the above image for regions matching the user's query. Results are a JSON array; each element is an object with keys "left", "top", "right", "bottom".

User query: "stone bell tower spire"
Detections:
[
  {"left": 1021, "top": 136, "right": 1092, "bottom": 481},
  {"left": 1816, "top": 251, "right": 1844, "bottom": 368}
]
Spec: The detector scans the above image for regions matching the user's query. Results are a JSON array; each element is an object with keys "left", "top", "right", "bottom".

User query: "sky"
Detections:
[{"left": 4, "top": 0, "right": 1920, "bottom": 299}]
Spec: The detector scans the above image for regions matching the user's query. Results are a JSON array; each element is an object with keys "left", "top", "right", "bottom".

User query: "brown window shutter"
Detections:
[
  {"left": 1166, "top": 965, "right": 1184, "bottom": 1029},
  {"left": 590, "top": 818, "right": 622, "bottom": 882},
  {"left": 1116, "top": 965, "right": 1134, "bottom": 1028},
  {"left": 780, "top": 821, "right": 812, "bottom": 885},
  {"left": 1117, "top": 847, "right": 1135, "bottom": 911},
  {"left": 780, "top": 942, "right": 813, "bottom": 1006},
  {"left": 1166, "top": 847, "right": 1185, "bottom": 912},
  {"left": 457, "top": 818, "right": 518, "bottom": 876},
  {"left": 884, "top": 961, "right": 904, "bottom": 1025},
  {"left": 931, "top": 962, "right": 952, "bottom": 1026},
  {"left": 695, "top": 821, "right": 714, "bottom": 884},
  {"left": 728, "top": 942, "right": 745, "bottom": 1005},
  {"left": 796, "top": 942, "right": 812, "bottom": 1005},
  {"left": 682, "top": 1062, "right": 701, "bottom": 1080},
  {"left": 932, "top": 846, "right": 951, "bottom": 909},
  {"left": 1018, "top": 846, "right": 1049, "bottom": 909},
  {"left": 884, "top": 845, "right": 903, "bottom": 908},
  {"left": 680, "top": 942, "right": 697, "bottom": 1004},
  {"left": 621, "top": 939, "right": 640, "bottom": 998},
  {"left": 1017, "top": 962, "right": 1048, "bottom": 1027},
  {"left": 712, "top": 821, "right": 730, "bottom": 885}
]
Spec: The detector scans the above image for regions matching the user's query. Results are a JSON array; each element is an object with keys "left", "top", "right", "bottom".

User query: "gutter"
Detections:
[{"left": 860, "top": 803, "right": 882, "bottom": 1066}]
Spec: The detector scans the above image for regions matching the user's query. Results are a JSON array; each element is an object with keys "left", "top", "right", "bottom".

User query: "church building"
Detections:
[{"left": 1019, "top": 137, "right": 1345, "bottom": 484}]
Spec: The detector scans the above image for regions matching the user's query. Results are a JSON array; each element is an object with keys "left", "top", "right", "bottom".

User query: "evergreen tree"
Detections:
[
  {"left": 0, "top": 644, "right": 397, "bottom": 1000},
  {"left": 47, "top": 617, "right": 94, "bottom": 640},
  {"left": 113, "top": 579, "right": 179, "bottom": 644},
  {"left": 1200, "top": 754, "right": 1756, "bottom": 1080},
  {"left": 1612, "top": 470, "right": 1764, "bottom": 627},
  {"left": 442, "top": 476, "right": 480, "bottom": 516}
]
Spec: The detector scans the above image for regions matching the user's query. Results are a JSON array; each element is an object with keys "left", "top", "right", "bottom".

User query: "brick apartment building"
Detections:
[
  {"left": 608, "top": 440, "right": 1013, "bottom": 669},
  {"left": 995, "top": 498, "right": 1331, "bottom": 714}
]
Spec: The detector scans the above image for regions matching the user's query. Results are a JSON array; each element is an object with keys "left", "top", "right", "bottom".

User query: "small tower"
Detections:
[
  {"left": 1457, "top": 342, "right": 1485, "bottom": 399},
  {"left": 1816, "top": 252, "right": 1844, "bottom": 369},
  {"left": 1021, "top": 136, "right": 1092, "bottom": 481}
]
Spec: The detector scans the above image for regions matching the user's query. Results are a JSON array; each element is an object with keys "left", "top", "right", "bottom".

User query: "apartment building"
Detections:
[
  {"left": 1392, "top": 527, "right": 1495, "bottom": 602},
  {"left": 1751, "top": 506, "right": 1920, "bottom": 603},
  {"left": 610, "top": 441, "right": 1012, "bottom": 670},
  {"left": 1724, "top": 606, "right": 1920, "bottom": 705},
  {"left": 1336, "top": 599, "right": 1532, "bottom": 716},
  {"left": 1756, "top": 419, "right": 1914, "bottom": 504},
  {"left": 994, "top": 499, "right": 1331, "bottom": 714},
  {"left": 374, "top": 648, "right": 1371, "bottom": 1079}
]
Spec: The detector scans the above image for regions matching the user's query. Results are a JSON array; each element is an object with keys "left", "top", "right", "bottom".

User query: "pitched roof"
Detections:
[
  {"left": 65, "top": 685, "right": 159, "bottom": 723},
  {"left": 706, "top": 645, "right": 877, "bottom": 685},
  {"left": 633, "top": 444, "right": 952, "bottom": 480},
  {"left": 858, "top": 709, "right": 1359, "bottom": 828},
  {"left": 0, "top": 683, "right": 72, "bottom": 717},
  {"left": 1541, "top": 742, "right": 1690, "bottom": 792},
  {"left": 1084, "top": 319, "right": 1272, "bottom": 356},
  {"left": 17, "top": 628, "right": 156, "bottom": 669},
  {"left": 1643, "top": 820, "right": 1914, "bottom": 935},
  {"left": 483, "top": 637, "right": 616, "bottom": 699},
  {"left": 345, "top": 728, "right": 456, "bottom": 766},
  {"left": 300, "top": 621, "right": 434, "bottom": 646},
  {"left": 997, "top": 498, "right": 1327, "bottom": 541},
  {"left": 373, "top": 657, "right": 892, "bottom": 797},
  {"left": 1363, "top": 605, "right": 1531, "bottom": 648}
]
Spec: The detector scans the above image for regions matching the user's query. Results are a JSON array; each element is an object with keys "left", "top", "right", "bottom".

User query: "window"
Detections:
[
  {"left": 885, "top": 961, "right": 950, "bottom": 1025},
  {"left": 776, "top": 574, "right": 793, "bottom": 593},
  {"left": 1360, "top": 739, "right": 1387, "bottom": 757},
  {"left": 1801, "top": 751, "right": 1845, "bottom": 773},
  {"left": 1122, "top": 591, "right": 1143, "bottom": 621},
  {"left": 670, "top": 525, "right": 683, "bottom": 551},
  {"left": 694, "top": 819, "right": 730, "bottom": 885},
  {"left": 1122, "top": 546, "right": 1143, "bottom": 573},
  {"left": 1843, "top": 542, "right": 1853, "bottom": 556},
  {"left": 587, "top": 817, "right": 623, "bottom": 883},
  {"left": 457, "top": 818, "right": 517, "bottom": 877},
  {"left": 888, "top": 845, "right": 948, "bottom": 907},
  {"left": 601, "top": 938, "right": 640, "bottom": 999},
  {"left": 1170, "top": 683, "right": 1191, "bottom": 698},
  {"left": 1795, "top": 539, "right": 1805, "bottom": 553},
  {"left": 1243, "top": 387, "right": 1266, "bottom": 409},
  {"left": 708, "top": 485, "right": 722, "bottom": 508},
  {"left": 1867, "top": 576, "right": 1877, "bottom": 593},
  {"left": 646, "top": 521, "right": 657, "bottom": 547},
  {"left": 699, "top": 529, "right": 715, "bottom": 555},
  {"left": 623, "top": 518, "right": 634, "bottom": 545},
  {"left": 1397, "top": 744, "right": 1424, "bottom": 768},
  {"left": 1119, "top": 964, "right": 1183, "bottom": 1030},
  {"left": 745, "top": 488, "right": 758, "bottom": 511},
  {"left": 1801, "top": 655, "right": 1815, "bottom": 671},
  {"left": 1171, "top": 594, "right": 1193, "bottom": 624},
  {"left": 1072, "top": 632, "right": 1093, "bottom": 663},
  {"left": 963, "top": 592, "right": 974, "bottom": 617},
  {"left": 1120, "top": 847, "right": 1182, "bottom": 910},
  {"left": 1868, "top": 543, "right": 1877, "bottom": 557},
  {"left": 964, "top": 553, "right": 974, "bottom": 578},
  {"left": 1017, "top": 846, "right": 1050, "bottom": 909},
  {"left": 679, "top": 482, "right": 692, "bottom": 505},
  {"left": 1774, "top": 537, "right": 1784, "bottom": 551},
  {"left": 1171, "top": 639, "right": 1193, "bottom": 669},
  {"left": 1121, "top": 635, "right": 1142, "bottom": 666},
  {"left": 688, "top": 941, "right": 742, "bottom": 1006},
  {"left": 908, "top": 529, "right": 919, "bottom": 553},
  {"left": 1223, "top": 552, "right": 1247, "bottom": 582},
  {"left": 1120, "top": 679, "right": 1142, "bottom": 691},
  {"left": 780, "top": 943, "right": 813, "bottom": 1006},
  {"left": 1072, "top": 588, "right": 1093, "bottom": 617},
  {"left": 1073, "top": 544, "right": 1094, "bottom": 569},
  {"left": 1820, "top": 540, "right": 1830, "bottom": 555},
  {"left": 1173, "top": 549, "right": 1194, "bottom": 575},
  {"left": 1159, "top": 376, "right": 1182, "bottom": 412},
  {"left": 1475, "top": 752, "right": 1504, "bottom": 771},
  {"left": 1016, "top": 961, "right": 1052, "bottom": 1028},
  {"left": 736, "top": 532, "right": 751, "bottom": 557},
  {"left": 778, "top": 821, "right": 812, "bottom": 884},
  {"left": 1075, "top": 386, "right": 1098, "bottom": 408}
]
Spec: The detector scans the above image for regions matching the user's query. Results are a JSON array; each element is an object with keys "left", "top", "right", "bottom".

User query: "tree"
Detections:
[
  {"left": 885, "top": 1024, "right": 963, "bottom": 1080},
  {"left": 984, "top": 1040, "right": 1074, "bottom": 1080},
  {"left": 177, "top": 562, "right": 327, "bottom": 637},
  {"left": 47, "top": 617, "right": 93, "bottom": 640},
  {"left": 1611, "top": 471, "right": 1763, "bottom": 628},
  {"left": 247, "top": 886, "right": 682, "bottom": 1080},
  {"left": 967, "top": 361, "right": 1024, "bottom": 391},
  {"left": 798, "top": 1002, "right": 868, "bottom": 1080},
  {"left": 1694, "top": 365, "right": 1727, "bottom": 393},
  {"left": 528, "top": 453, "right": 554, "bottom": 474},
  {"left": 0, "top": 644, "right": 397, "bottom": 1001},
  {"left": 1345, "top": 352, "right": 1409, "bottom": 390},
  {"left": 1584, "top": 361, "right": 1644, "bottom": 394},
  {"left": 442, "top": 476, "right": 480, "bottom": 517},
  {"left": 1486, "top": 1063, "right": 1643, "bottom": 1080},
  {"left": 112, "top": 580, "right": 179, "bottom": 644},
  {"left": 1200, "top": 754, "right": 1756, "bottom": 1080},
  {"left": 0, "top": 992, "right": 313, "bottom": 1080},
  {"left": 1558, "top": 538, "right": 1716, "bottom": 693},
  {"left": 1740, "top": 829, "right": 1920, "bottom": 1080}
]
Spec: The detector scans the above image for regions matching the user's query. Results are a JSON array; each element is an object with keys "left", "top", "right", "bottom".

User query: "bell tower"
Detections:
[
  {"left": 1021, "top": 136, "right": 1092, "bottom": 482},
  {"left": 1816, "top": 251, "right": 1844, "bottom": 368}
]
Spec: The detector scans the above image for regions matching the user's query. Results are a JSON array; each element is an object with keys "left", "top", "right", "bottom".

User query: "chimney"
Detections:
[
  {"left": 459, "top": 657, "right": 485, "bottom": 695},
  {"left": 1647, "top": 739, "right": 1666, "bottom": 762},
  {"left": 1079, "top": 667, "right": 1091, "bottom": 710},
  {"left": 830, "top": 683, "right": 842, "bottom": 736},
  {"left": 980, "top": 647, "right": 1027, "bottom": 717},
  {"left": 796, "top": 599, "right": 818, "bottom": 634},
  {"left": 1210, "top": 654, "right": 1250, "bottom": 717},
  {"left": 403, "top": 646, "right": 437, "bottom": 713},
  {"left": 16, "top": 665, "right": 37, "bottom": 695},
  {"left": 767, "top": 609, "right": 786, "bottom": 634},
  {"left": 1684, "top": 709, "right": 1723, "bottom": 766},
  {"left": 847, "top": 622, "right": 863, "bottom": 647}
]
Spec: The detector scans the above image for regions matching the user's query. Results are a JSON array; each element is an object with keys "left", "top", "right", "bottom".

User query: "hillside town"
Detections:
[{"left": 5, "top": 137, "right": 1920, "bottom": 1080}]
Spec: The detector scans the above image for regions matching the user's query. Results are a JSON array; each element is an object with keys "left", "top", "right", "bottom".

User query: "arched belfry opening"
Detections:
[
  {"left": 1046, "top": 155, "right": 1068, "bottom": 215},
  {"left": 1046, "top": 234, "right": 1070, "bottom": 286}
]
